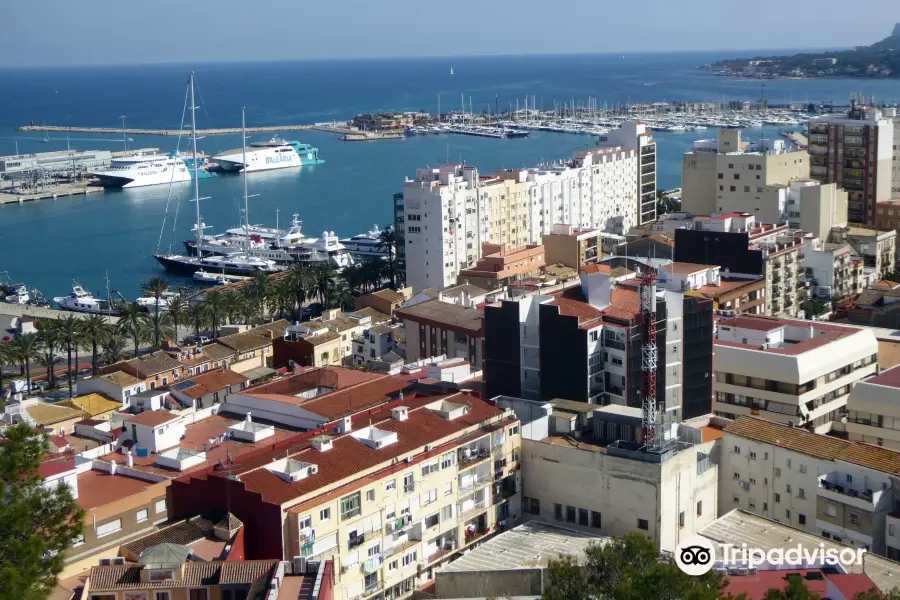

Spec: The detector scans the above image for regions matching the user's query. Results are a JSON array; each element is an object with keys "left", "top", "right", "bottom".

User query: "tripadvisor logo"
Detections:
[{"left": 674, "top": 535, "right": 867, "bottom": 576}]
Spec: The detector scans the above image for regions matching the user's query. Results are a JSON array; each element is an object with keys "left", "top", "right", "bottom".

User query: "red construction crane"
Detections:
[{"left": 639, "top": 266, "right": 662, "bottom": 449}]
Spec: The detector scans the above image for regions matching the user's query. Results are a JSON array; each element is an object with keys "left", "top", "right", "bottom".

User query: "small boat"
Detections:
[
  {"left": 136, "top": 291, "right": 179, "bottom": 313},
  {"left": 193, "top": 270, "right": 227, "bottom": 285},
  {"left": 450, "top": 67, "right": 454, "bottom": 76},
  {"left": 4, "top": 285, "right": 30, "bottom": 304},
  {"left": 54, "top": 282, "right": 122, "bottom": 316}
]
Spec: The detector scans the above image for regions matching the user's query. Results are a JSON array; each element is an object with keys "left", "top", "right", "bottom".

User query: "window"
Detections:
[
  {"left": 340, "top": 492, "right": 361, "bottom": 521},
  {"left": 509, "top": 425, "right": 519, "bottom": 437},
  {"left": 847, "top": 474, "right": 853, "bottom": 483},
  {"left": 775, "top": 493, "right": 781, "bottom": 503},
  {"left": 579, "top": 509, "right": 589, "bottom": 526},
  {"left": 697, "top": 501, "right": 703, "bottom": 516},
  {"left": 591, "top": 511, "right": 601, "bottom": 528},
  {"left": 733, "top": 445, "right": 741, "bottom": 455},
  {"left": 366, "top": 490, "right": 375, "bottom": 502},
  {"left": 444, "top": 481, "right": 452, "bottom": 496},
  {"left": 799, "top": 464, "right": 807, "bottom": 474},
  {"left": 388, "top": 560, "right": 398, "bottom": 571},
  {"left": 554, "top": 503, "right": 563, "bottom": 520},
  {"left": 890, "top": 525, "right": 896, "bottom": 537},
  {"left": 155, "top": 499, "right": 166, "bottom": 513},
  {"left": 799, "top": 514, "right": 806, "bottom": 526},
  {"left": 441, "top": 504, "right": 453, "bottom": 522},
  {"left": 422, "top": 489, "right": 437, "bottom": 506},
  {"left": 787, "top": 459, "right": 792, "bottom": 468},
  {"left": 402, "top": 551, "right": 417, "bottom": 567},
  {"left": 733, "top": 495, "right": 740, "bottom": 504},
  {"left": 385, "top": 479, "right": 396, "bottom": 492},
  {"left": 637, "top": 519, "right": 649, "bottom": 531},
  {"left": 320, "top": 508, "right": 331, "bottom": 522},
  {"left": 422, "top": 461, "right": 439, "bottom": 477},
  {"left": 749, "top": 451, "right": 757, "bottom": 460},
  {"left": 786, "top": 484, "right": 792, "bottom": 494},
  {"left": 368, "top": 543, "right": 381, "bottom": 557},
  {"left": 729, "top": 186, "right": 736, "bottom": 192},
  {"left": 786, "top": 510, "right": 791, "bottom": 520},
  {"left": 299, "top": 515, "right": 311, "bottom": 529},
  {"left": 403, "top": 473, "right": 415, "bottom": 494},
  {"left": 679, "top": 511, "right": 685, "bottom": 528},
  {"left": 441, "top": 452, "right": 455, "bottom": 469},
  {"left": 798, "top": 488, "right": 805, "bottom": 499},
  {"left": 96, "top": 518, "right": 122, "bottom": 538},
  {"left": 775, "top": 467, "right": 781, "bottom": 477},
  {"left": 827, "top": 506, "right": 837, "bottom": 518},
  {"left": 850, "top": 512, "right": 860, "bottom": 525},
  {"left": 566, "top": 506, "right": 576, "bottom": 523},
  {"left": 136, "top": 508, "right": 148, "bottom": 523}
]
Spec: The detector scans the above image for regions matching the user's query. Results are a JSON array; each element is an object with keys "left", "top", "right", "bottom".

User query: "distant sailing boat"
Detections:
[{"left": 450, "top": 67, "right": 454, "bottom": 76}]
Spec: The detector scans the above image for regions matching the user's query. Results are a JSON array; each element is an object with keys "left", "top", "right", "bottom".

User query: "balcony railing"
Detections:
[
  {"left": 457, "top": 500, "right": 488, "bottom": 521},
  {"left": 348, "top": 533, "right": 366, "bottom": 550},
  {"left": 458, "top": 446, "right": 491, "bottom": 468},
  {"left": 458, "top": 473, "right": 492, "bottom": 493}
]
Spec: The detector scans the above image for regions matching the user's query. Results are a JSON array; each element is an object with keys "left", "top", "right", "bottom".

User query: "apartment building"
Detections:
[
  {"left": 395, "top": 299, "right": 484, "bottom": 368},
  {"left": 713, "top": 316, "right": 878, "bottom": 433},
  {"left": 800, "top": 236, "right": 864, "bottom": 300},
  {"left": 845, "top": 366, "right": 900, "bottom": 451},
  {"left": 876, "top": 199, "right": 900, "bottom": 233},
  {"left": 168, "top": 394, "right": 523, "bottom": 600},
  {"left": 483, "top": 268, "right": 714, "bottom": 420},
  {"left": 496, "top": 396, "right": 721, "bottom": 553},
  {"left": 672, "top": 212, "right": 804, "bottom": 317},
  {"left": 808, "top": 102, "right": 895, "bottom": 224},
  {"left": 790, "top": 180, "right": 849, "bottom": 239},
  {"left": 890, "top": 108, "right": 900, "bottom": 198},
  {"left": 655, "top": 262, "right": 766, "bottom": 315},
  {"left": 542, "top": 224, "right": 602, "bottom": 270},
  {"left": 402, "top": 132, "right": 644, "bottom": 293},
  {"left": 831, "top": 225, "right": 897, "bottom": 283},
  {"left": 721, "top": 416, "right": 900, "bottom": 557},
  {"left": 456, "top": 243, "right": 545, "bottom": 291},
  {"left": 681, "top": 129, "right": 810, "bottom": 219},
  {"left": 596, "top": 120, "right": 658, "bottom": 225}
]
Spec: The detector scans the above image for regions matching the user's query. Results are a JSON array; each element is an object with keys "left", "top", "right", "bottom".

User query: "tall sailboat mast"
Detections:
[
  {"left": 242, "top": 106, "right": 249, "bottom": 247},
  {"left": 190, "top": 72, "right": 202, "bottom": 260}
]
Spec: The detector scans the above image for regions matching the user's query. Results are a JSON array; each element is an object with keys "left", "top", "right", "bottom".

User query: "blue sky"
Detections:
[{"left": 2, "top": 0, "right": 898, "bottom": 67}]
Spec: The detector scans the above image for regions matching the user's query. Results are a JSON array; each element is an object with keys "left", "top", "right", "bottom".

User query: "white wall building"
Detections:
[
  {"left": 124, "top": 411, "right": 185, "bottom": 453},
  {"left": 403, "top": 127, "right": 645, "bottom": 292},
  {"left": 845, "top": 366, "right": 900, "bottom": 451},
  {"left": 596, "top": 120, "right": 657, "bottom": 225},
  {"left": 721, "top": 416, "right": 900, "bottom": 556},
  {"left": 713, "top": 316, "right": 878, "bottom": 433}
]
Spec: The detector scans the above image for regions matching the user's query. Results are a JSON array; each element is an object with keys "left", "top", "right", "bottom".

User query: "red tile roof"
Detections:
[
  {"left": 547, "top": 284, "right": 641, "bottom": 328},
  {"left": 125, "top": 410, "right": 181, "bottom": 428},
  {"left": 722, "top": 570, "right": 873, "bottom": 600},
  {"left": 712, "top": 211, "right": 747, "bottom": 219},
  {"left": 865, "top": 365, "right": 900, "bottom": 388},
  {"left": 718, "top": 316, "right": 785, "bottom": 332},
  {"left": 39, "top": 457, "right": 76, "bottom": 478},
  {"left": 716, "top": 317, "right": 860, "bottom": 356},
  {"left": 76, "top": 470, "right": 155, "bottom": 510},
  {"left": 232, "top": 394, "right": 505, "bottom": 505},
  {"left": 663, "top": 262, "right": 717, "bottom": 275},
  {"left": 89, "top": 560, "right": 278, "bottom": 590},
  {"left": 174, "top": 369, "right": 248, "bottom": 399}
]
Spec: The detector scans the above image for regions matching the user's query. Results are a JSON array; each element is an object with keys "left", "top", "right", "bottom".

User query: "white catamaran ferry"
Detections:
[
  {"left": 90, "top": 151, "right": 191, "bottom": 188},
  {"left": 211, "top": 137, "right": 325, "bottom": 173}
]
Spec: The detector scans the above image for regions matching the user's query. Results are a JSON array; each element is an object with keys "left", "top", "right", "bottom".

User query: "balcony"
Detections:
[
  {"left": 457, "top": 498, "right": 488, "bottom": 522},
  {"left": 457, "top": 441, "right": 492, "bottom": 470},
  {"left": 817, "top": 473, "right": 888, "bottom": 512},
  {"left": 348, "top": 533, "right": 366, "bottom": 550},
  {"left": 385, "top": 514, "right": 413, "bottom": 536}
]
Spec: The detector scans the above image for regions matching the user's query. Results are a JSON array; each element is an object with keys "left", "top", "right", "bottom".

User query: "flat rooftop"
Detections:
[
  {"left": 715, "top": 316, "right": 860, "bottom": 356},
  {"left": 395, "top": 299, "right": 484, "bottom": 334},
  {"left": 439, "top": 521, "right": 605, "bottom": 573},
  {"left": 699, "top": 510, "right": 900, "bottom": 593},
  {"left": 76, "top": 469, "right": 159, "bottom": 510},
  {"left": 864, "top": 365, "right": 900, "bottom": 388}
]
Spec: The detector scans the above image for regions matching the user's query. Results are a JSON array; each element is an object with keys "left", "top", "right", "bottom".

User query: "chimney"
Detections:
[
  {"left": 126, "top": 450, "right": 134, "bottom": 468},
  {"left": 110, "top": 460, "right": 117, "bottom": 475},
  {"left": 808, "top": 324, "right": 815, "bottom": 338},
  {"left": 246, "top": 411, "right": 252, "bottom": 423}
]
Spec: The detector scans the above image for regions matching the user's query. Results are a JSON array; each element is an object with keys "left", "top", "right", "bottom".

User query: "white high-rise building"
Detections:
[
  {"left": 596, "top": 120, "right": 658, "bottom": 225},
  {"left": 402, "top": 143, "right": 640, "bottom": 292}
]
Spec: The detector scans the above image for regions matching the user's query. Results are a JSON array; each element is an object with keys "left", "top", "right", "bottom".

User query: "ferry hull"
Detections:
[{"left": 90, "top": 170, "right": 192, "bottom": 189}]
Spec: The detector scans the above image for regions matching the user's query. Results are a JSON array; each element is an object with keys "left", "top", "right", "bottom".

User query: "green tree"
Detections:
[
  {"left": 186, "top": 302, "right": 209, "bottom": 339},
  {"left": 140, "top": 276, "right": 170, "bottom": 349},
  {"left": 102, "top": 330, "right": 128, "bottom": 365},
  {"left": 118, "top": 302, "right": 147, "bottom": 358},
  {"left": 288, "top": 265, "right": 314, "bottom": 319},
  {"left": 55, "top": 315, "right": 82, "bottom": 400},
  {"left": 166, "top": 295, "right": 187, "bottom": 345},
  {"left": 80, "top": 314, "right": 110, "bottom": 376},
  {"left": 0, "top": 342, "right": 12, "bottom": 395},
  {"left": 36, "top": 323, "right": 61, "bottom": 390},
  {"left": 761, "top": 574, "right": 819, "bottom": 599},
  {"left": 378, "top": 227, "right": 398, "bottom": 288},
  {"left": 220, "top": 289, "right": 244, "bottom": 325},
  {"left": 202, "top": 292, "right": 226, "bottom": 339},
  {"left": 0, "top": 424, "right": 85, "bottom": 600},
  {"left": 10, "top": 333, "right": 40, "bottom": 395},
  {"left": 247, "top": 272, "right": 271, "bottom": 322},
  {"left": 541, "top": 533, "right": 726, "bottom": 600},
  {"left": 268, "top": 278, "right": 294, "bottom": 319}
]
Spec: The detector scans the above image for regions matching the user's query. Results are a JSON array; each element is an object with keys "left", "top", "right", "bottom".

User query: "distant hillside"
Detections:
[{"left": 704, "top": 25, "right": 900, "bottom": 78}]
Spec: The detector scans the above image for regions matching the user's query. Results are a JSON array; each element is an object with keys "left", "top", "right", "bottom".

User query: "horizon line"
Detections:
[{"left": 0, "top": 46, "right": 845, "bottom": 70}]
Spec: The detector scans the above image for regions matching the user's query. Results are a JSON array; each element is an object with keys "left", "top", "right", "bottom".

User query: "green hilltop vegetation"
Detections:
[{"left": 705, "top": 24, "right": 900, "bottom": 78}]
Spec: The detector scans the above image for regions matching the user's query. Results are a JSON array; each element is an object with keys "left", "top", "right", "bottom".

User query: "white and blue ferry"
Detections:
[{"left": 211, "top": 136, "right": 325, "bottom": 173}]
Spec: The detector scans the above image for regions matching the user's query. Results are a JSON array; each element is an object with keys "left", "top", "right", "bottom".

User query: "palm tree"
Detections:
[
  {"left": 56, "top": 315, "right": 82, "bottom": 399},
  {"left": 102, "top": 330, "right": 128, "bottom": 365},
  {"left": 37, "top": 323, "right": 61, "bottom": 389},
  {"left": 377, "top": 227, "right": 398, "bottom": 288},
  {"left": 341, "top": 264, "right": 365, "bottom": 296},
  {"left": 81, "top": 314, "right": 110, "bottom": 376},
  {"left": 314, "top": 266, "right": 337, "bottom": 307},
  {"left": 327, "top": 280, "right": 354, "bottom": 311},
  {"left": 140, "top": 276, "right": 170, "bottom": 349},
  {"left": 11, "top": 333, "right": 40, "bottom": 395},
  {"left": 247, "top": 273, "right": 271, "bottom": 322},
  {"left": 268, "top": 278, "right": 294, "bottom": 318},
  {"left": 220, "top": 290, "right": 243, "bottom": 325},
  {"left": 360, "top": 260, "right": 384, "bottom": 293},
  {"left": 288, "top": 264, "right": 314, "bottom": 319},
  {"left": 239, "top": 294, "right": 259, "bottom": 326},
  {"left": 167, "top": 295, "right": 187, "bottom": 345},
  {"left": 202, "top": 293, "right": 226, "bottom": 339},
  {"left": 187, "top": 303, "right": 209, "bottom": 340},
  {"left": 0, "top": 342, "right": 12, "bottom": 395},
  {"left": 118, "top": 302, "right": 146, "bottom": 358}
]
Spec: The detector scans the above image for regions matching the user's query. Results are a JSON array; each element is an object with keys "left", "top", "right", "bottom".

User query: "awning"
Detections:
[{"left": 241, "top": 366, "right": 276, "bottom": 381}]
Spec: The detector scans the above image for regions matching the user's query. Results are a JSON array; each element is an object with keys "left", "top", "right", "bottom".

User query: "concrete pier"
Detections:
[
  {"left": 0, "top": 302, "right": 118, "bottom": 324},
  {"left": 17, "top": 124, "right": 317, "bottom": 137},
  {"left": 0, "top": 180, "right": 104, "bottom": 205}
]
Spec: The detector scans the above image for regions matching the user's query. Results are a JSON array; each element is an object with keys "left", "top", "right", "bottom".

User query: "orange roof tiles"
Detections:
[
  {"left": 235, "top": 394, "right": 505, "bottom": 505},
  {"left": 174, "top": 369, "right": 248, "bottom": 399},
  {"left": 664, "top": 262, "right": 717, "bottom": 275},
  {"left": 126, "top": 410, "right": 181, "bottom": 428},
  {"left": 89, "top": 560, "right": 278, "bottom": 590}
]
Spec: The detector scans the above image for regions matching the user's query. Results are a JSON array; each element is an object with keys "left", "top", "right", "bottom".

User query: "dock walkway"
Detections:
[{"left": 0, "top": 303, "right": 118, "bottom": 324}]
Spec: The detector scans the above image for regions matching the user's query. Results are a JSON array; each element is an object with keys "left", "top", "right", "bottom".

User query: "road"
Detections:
[{"left": 0, "top": 303, "right": 119, "bottom": 324}]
